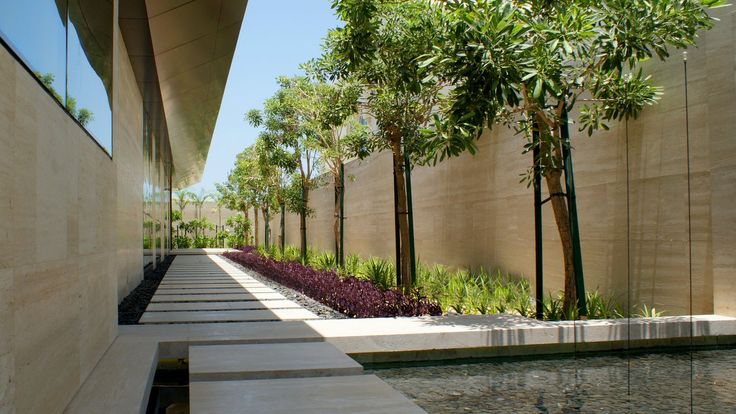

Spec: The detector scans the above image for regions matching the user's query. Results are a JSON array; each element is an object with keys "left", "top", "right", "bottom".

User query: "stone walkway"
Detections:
[
  {"left": 140, "top": 255, "right": 318, "bottom": 324},
  {"left": 140, "top": 254, "right": 426, "bottom": 413},
  {"left": 64, "top": 253, "right": 736, "bottom": 413}
]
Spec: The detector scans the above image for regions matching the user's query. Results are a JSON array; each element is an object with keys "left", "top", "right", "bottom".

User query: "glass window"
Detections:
[
  {"left": 0, "top": 0, "right": 113, "bottom": 154},
  {"left": 0, "top": 0, "right": 68, "bottom": 104},
  {"left": 66, "top": 0, "right": 113, "bottom": 153}
]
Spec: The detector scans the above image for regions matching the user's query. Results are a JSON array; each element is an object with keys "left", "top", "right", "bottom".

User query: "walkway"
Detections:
[
  {"left": 140, "top": 255, "right": 317, "bottom": 324},
  {"left": 64, "top": 252, "right": 736, "bottom": 413},
  {"left": 137, "top": 254, "right": 425, "bottom": 413}
]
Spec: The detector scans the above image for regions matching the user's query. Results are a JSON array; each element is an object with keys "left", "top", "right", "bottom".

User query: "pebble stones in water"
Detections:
[{"left": 372, "top": 349, "right": 736, "bottom": 413}]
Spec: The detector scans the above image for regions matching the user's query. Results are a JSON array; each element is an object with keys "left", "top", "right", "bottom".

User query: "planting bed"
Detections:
[
  {"left": 223, "top": 248, "right": 441, "bottom": 318},
  {"left": 118, "top": 255, "right": 175, "bottom": 324}
]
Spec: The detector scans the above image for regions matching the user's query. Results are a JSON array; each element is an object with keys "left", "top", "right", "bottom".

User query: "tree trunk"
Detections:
[
  {"left": 300, "top": 184, "right": 309, "bottom": 261},
  {"left": 242, "top": 208, "right": 249, "bottom": 246},
  {"left": 391, "top": 140, "right": 412, "bottom": 292},
  {"left": 280, "top": 202, "right": 285, "bottom": 252},
  {"left": 254, "top": 206, "right": 260, "bottom": 247},
  {"left": 545, "top": 169, "right": 577, "bottom": 314},
  {"left": 333, "top": 172, "right": 340, "bottom": 262},
  {"left": 262, "top": 208, "right": 269, "bottom": 249}
]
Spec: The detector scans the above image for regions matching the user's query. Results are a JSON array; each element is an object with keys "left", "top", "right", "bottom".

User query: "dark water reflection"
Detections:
[{"left": 372, "top": 348, "right": 736, "bottom": 413}]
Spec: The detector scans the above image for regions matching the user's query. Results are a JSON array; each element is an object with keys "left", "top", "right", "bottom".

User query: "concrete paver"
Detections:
[
  {"left": 150, "top": 292, "right": 286, "bottom": 302},
  {"left": 189, "top": 375, "right": 427, "bottom": 414},
  {"left": 140, "top": 308, "right": 319, "bottom": 324},
  {"left": 189, "top": 342, "right": 363, "bottom": 381},
  {"left": 145, "top": 300, "right": 302, "bottom": 312}
]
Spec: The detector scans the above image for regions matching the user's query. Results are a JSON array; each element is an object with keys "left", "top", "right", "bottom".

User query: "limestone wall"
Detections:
[
  {"left": 264, "top": 9, "right": 736, "bottom": 318},
  {"left": 0, "top": 15, "right": 144, "bottom": 414}
]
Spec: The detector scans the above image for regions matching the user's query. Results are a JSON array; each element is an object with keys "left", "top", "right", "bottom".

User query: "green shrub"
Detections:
[
  {"left": 313, "top": 251, "right": 338, "bottom": 271},
  {"left": 635, "top": 304, "right": 664, "bottom": 318},
  {"left": 359, "top": 257, "right": 395, "bottom": 291},
  {"left": 282, "top": 246, "right": 301, "bottom": 262},
  {"left": 343, "top": 253, "right": 362, "bottom": 276},
  {"left": 586, "top": 290, "right": 624, "bottom": 319}
]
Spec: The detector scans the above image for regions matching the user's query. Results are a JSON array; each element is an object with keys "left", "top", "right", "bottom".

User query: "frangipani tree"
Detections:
[
  {"left": 325, "top": 0, "right": 446, "bottom": 291},
  {"left": 424, "top": 0, "right": 723, "bottom": 314},
  {"left": 216, "top": 158, "right": 254, "bottom": 245},
  {"left": 286, "top": 66, "right": 368, "bottom": 266},
  {"left": 247, "top": 76, "right": 321, "bottom": 261}
]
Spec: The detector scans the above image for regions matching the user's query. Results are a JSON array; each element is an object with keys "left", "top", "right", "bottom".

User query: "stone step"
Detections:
[
  {"left": 157, "top": 283, "right": 266, "bottom": 289},
  {"left": 139, "top": 308, "right": 318, "bottom": 324},
  {"left": 150, "top": 292, "right": 285, "bottom": 303},
  {"left": 154, "top": 287, "right": 275, "bottom": 295},
  {"left": 161, "top": 277, "right": 258, "bottom": 283},
  {"left": 189, "top": 342, "right": 362, "bottom": 381},
  {"left": 189, "top": 375, "right": 427, "bottom": 414},
  {"left": 145, "top": 300, "right": 302, "bottom": 312}
]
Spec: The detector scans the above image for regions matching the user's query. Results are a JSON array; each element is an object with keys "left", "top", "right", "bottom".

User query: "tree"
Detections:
[
  {"left": 216, "top": 163, "right": 253, "bottom": 245},
  {"left": 284, "top": 66, "right": 368, "bottom": 266},
  {"left": 423, "top": 0, "right": 723, "bottom": 314},
  {"left": 190, "top": 189, "right": 212, "bottom": 220},
  {"left": 173, "top": 189, "right": 192, "bottom": 217},
  {"left": 325, "top": 0, "right": 446, "bottom": 291},
  {"left": 247, "top": 77, "right": 322, "bottom": 261}
]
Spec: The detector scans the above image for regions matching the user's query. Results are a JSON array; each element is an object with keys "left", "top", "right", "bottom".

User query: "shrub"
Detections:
[
  {"left": 223, "top": 250, "right": 441, "bottom": 318},
  {"left": 313, "top": 251, "right": 338, "bottom": 271},
  {"left": 359, "top": 257, "right": 395, "bottom": 291}
]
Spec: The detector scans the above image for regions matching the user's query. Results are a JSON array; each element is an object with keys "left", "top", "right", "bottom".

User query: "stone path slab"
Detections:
[
  {"left": 189, "top": 375, "right": 427, "bottom": 414},
  {"left": 189, "top": 342, "right": 363, "bottom": 381},
  {"left": 154, "top": 287, "right": 275, "bottom": 295},
  {"left": 150, "top": 292, "right": 285, "bottom": 302},
  {"left": 145, "top": 300, "right": 302, "bottom": 312},
  {"left": 139, "top": 308, "right": 318, "bottom": 324},
  {"left": 157, "top": 282, "right": 263, "bottom": 288}
]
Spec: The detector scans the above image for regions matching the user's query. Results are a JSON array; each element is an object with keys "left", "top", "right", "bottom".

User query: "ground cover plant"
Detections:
[
  {"left": 253, "top": 245, "right": 661, "bottom": 321},
  {"left": 223, "top": 247, "right": 441, "bottom": 318}
]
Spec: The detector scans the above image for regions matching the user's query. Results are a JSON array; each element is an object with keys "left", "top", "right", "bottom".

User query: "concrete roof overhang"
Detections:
[{"left": 119, "top": 0, "right": 248, "bottom": 187}]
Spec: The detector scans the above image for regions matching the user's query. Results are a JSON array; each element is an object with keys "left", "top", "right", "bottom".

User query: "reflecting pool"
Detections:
[{"left": 371, "top": 348, "right": 736, "bottom": 413}]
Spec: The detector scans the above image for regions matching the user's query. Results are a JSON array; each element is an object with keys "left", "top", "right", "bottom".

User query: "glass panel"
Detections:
[
  {"left": 66, "top": 0, "right": 113, "bottom": 153},
  {"left": 0, "top": 0, "right": 67, "bottom": 103},
  {"left": 143, "top": 118, "right": 154, "bottom": 268}
]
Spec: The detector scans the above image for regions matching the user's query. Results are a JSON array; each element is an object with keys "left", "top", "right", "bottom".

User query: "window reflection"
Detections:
[
  {"left": 0, "top": 0, "right": 113, "bottom": 154},
  {"left": 0, "top": 0, "right": 68, "bottom": 104},
  {"left": 66, "top": 0, "right": 113, "bottom": 153}
]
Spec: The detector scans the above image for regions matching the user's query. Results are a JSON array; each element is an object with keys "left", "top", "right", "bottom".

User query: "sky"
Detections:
[{"left": 185, "top": 0, "right": 340, "bottom": 194}]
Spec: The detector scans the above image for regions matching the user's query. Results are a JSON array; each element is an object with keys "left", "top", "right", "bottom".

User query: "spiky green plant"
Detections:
[{"left": 359, "top": 257, "right": 395, "bottom": 291}]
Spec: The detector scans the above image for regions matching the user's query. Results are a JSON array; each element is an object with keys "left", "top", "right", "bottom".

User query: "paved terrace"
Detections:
[{"left": 64, "top": 253, "right": 736, "bottom": 413}]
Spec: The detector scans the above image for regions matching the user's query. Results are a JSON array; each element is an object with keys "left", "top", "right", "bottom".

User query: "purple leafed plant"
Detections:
[{"left": 223, "top": 249, "right": 441, "bottom": 318}]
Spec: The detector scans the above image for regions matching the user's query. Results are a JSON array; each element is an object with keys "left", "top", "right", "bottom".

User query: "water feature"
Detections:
[{"left": 371, "top": 348, "right": 736, "bottom": 413}]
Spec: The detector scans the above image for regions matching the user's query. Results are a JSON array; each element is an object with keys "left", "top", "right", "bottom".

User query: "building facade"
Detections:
[{"left": 0, "top": 0, "right": 246, "bottom": 412}]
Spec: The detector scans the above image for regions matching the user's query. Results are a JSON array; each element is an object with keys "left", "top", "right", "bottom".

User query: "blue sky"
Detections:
[{"left": 186, "top": 0, "right": 339, "bottom": 193}]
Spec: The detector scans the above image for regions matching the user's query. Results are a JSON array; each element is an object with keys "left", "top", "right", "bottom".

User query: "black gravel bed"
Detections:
[
  {"left": 220, "top": 255, "right": 346, "bottom": 319},
  {"left": 118, "top": 255, "right": 175, "bottom": 325}
]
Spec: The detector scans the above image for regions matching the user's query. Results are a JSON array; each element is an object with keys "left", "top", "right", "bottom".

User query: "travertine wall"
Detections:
[
  {"left": 0, "top": 13, "right": 144, "bottom": 414},
  {"left": 266, "top": 9, "right": 735, "bottom": 317}
]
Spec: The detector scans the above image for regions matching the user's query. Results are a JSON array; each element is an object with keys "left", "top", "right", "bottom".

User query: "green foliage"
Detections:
[
  {"left": 343, "top": 253, "right": 362, "bottom": 276},
  {"left": 424, "top": 0, "right": 722, "bottom": 167},
  {"left": 635, "top": 304, "right": 665, "bottom": 318},
  {"left": 358, "top": 257, "right": 396, "bottom": 291},
  {"left": 281, "top": 246, "right": 302, "bottom": 262},
  {"left": 312, "top": 251, "right": 338, "bottom": 271},
  {"left": 225, "top": 214, "right": 251, "bottom": 248},
  {"left": 171, "top": 209, "right": 183, "bottom": 223},
  {"left": 586, "top": 290, "right": 624, "bottom": 319},
  {"left": 173, "top": 235, "right": 191, "bottom": 249}
]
